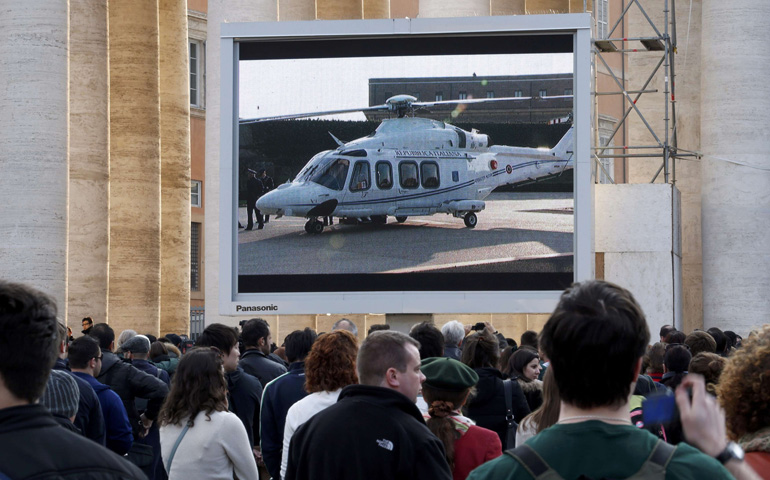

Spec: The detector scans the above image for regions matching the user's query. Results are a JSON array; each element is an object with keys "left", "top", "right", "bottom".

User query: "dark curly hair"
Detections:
[
  {"left": 718, "top": 326, "right": 770, "bottom": 440},
  {"left": 305, "top": 330, "right": 358, "bottom": 393},
  {"left": 158, "top": 348, "right": 228, "bottom": 427},
  {"left": 688, "top": 352, "right": 725, "bottom": 396}
]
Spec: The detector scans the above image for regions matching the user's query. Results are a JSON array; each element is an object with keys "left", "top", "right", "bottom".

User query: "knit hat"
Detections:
[
  {"left": 421, "top": 357, "right": 479, "bottom": 391},
  {"left": 121, "top": 335, "right": 151, "bottom": 354},
  {"left": 41, "top": 370, "right": 79, "bottom": 418}
]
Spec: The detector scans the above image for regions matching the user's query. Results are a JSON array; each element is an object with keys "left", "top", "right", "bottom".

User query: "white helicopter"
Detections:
[{"left": 243, "top": 94, "right": 574, "bottom": 234}]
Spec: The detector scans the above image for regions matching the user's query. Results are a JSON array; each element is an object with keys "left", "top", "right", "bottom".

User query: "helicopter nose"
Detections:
[{"left": 256, "top": 190, "right": 282, "bottom": 215}]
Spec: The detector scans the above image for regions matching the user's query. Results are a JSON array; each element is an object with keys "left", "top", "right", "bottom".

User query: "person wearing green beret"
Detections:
[{"left": 421, "top": 357, "right": 503, "bottom": 480}]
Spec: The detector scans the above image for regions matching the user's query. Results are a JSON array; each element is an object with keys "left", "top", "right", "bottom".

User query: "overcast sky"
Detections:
[{"left": 239, "top": 53, "right": 572, "bottom": 121}]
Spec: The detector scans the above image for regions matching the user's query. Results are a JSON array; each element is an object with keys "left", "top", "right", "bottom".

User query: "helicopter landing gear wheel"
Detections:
[
  {"left": 372, "top": 215, "right": 387, "bottom": 225},
  {"left": 395, "top": 216, "right": 408, "bottom": 223},
  {"left": 464, "top": 212, "right": 477, "bottom": 228},
  {"left": 305, "top": 218, "right": 323, "bottom": 234}
]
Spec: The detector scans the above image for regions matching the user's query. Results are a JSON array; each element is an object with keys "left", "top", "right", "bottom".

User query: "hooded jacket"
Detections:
[
  {"left": 285, "top": 384, "right": 452, "bottom": 480},
  {"left": 97, "top": 351, "right": 169, "bottom": 438},
  {"left": 227, "top": 366, "right": 263, "bottom": 447},
  {"left": 0, "top": 404, "right": 145, "bottom": 480},
  {"left": 53, "top": 357, "right": 106, "bottom": 445},
  {"left": 465, "top": 367, "right": 530, "bottom": 450},
  {"left": 72, "top": 371, "right": 134, "bottom": 455}
]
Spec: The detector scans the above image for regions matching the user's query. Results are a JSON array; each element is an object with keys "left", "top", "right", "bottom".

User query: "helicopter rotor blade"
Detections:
[
  {"left": 240, "top": 105, "right": 388, "bottom": 124},
  {"left": 413, "top": 94, "right": 573, "bottom": 108}
]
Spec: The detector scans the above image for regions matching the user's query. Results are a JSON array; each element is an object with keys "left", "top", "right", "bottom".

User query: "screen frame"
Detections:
[{"left": 219, "top": 14, "right": 594, "bottom": 315}]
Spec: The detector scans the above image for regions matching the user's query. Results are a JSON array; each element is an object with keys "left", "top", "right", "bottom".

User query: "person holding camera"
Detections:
[{"left": 468, "top": 280, "right": 759, "bottom": 480}]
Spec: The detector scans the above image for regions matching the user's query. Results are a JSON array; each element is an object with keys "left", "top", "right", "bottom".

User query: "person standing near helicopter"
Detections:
[
  {"left": 258, "top": 169, "right": 274, "bottom": 223},
  {"left": 246, "top": 169, "right": 264, "bottom": 230}
]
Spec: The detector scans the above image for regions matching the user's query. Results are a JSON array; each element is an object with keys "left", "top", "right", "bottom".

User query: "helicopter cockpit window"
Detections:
[
  {"left": 376, "top": 162, "right": 393, "bottom": 190},
  {"left": 421, "top": 162, "right": 440, "bottom": 189},
  {"left": 309, "top": 157, "right": 350, "bottom": 191},
  {"left": 349, "top": 161, "right": 371, "bottom": 192},
  {"left": 399, "top": 161, "right": 419, "bottom": 189}
]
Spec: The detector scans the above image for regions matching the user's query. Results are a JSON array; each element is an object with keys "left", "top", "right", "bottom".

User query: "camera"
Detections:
[{"left": 471, "top": 322, "right": 486, "bottom": 331}]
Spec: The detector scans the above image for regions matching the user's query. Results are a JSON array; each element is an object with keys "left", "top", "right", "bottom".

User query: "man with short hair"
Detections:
[
  {"left": 285, "top": 330, "right": 452, "bottom": 480},
  {"left": 0, "top": 281, "right": 144, "bottom": 479},
  {"left": 81, "top": 316, "right": 94, "bottom": 335},
  {"left": 660, "top": 324, "right": 676, "bottom": 342},
  {"left": 260, "top": 328, "right": 317, "bottom": 480},
  {"left": 70, "top": 336, "right": 134, "bottom": 455},
  {"left": 332, "top": 317, "right": 358, "bottom": 337},
  {"left": 198, "top": 323, "right": 264, "bottom": 456},
  {"left": 53, "top": 320, "right": 106, "bottom": 444},
  {"left": 90, "top": 323, "right": 169, "bottom": 441},
  {"left": 246, "top": 168, "right": 265, "bottom": 230},
  {"left": 520, "top": 330, "right": 538, "bottom": 350},
  {"left": 441, "top": 320, "right": 465, "bottom": 361},
  {"left": 468, "top": 280, "right": 753, "bottom": 480},
  {"left": 259, "top": 169, "right": 275, "bottom": 223},
  {"left": 409, "top": 321, "right": 444, "bottom": 359},
  {"left": 240, "top": 318, "right": 287, "bottom": 387},
  {"left": 708, "top": 327, "right": 730, "bottom": 356}
]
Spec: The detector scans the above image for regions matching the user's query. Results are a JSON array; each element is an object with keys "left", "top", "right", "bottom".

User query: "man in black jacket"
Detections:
[
  {"left": 239, "top": 318, "right": 287, "bottom": 387},
  {"left": 285, "top": 331, "right": 452, "bottom": 480},
  {"left": 197, "top": 323, "right": 263, "bottom": 458},
  {"left": 90, "top": 323, "right": 169, "bottom": 440},
  {"left": 0, "top": 280, "right": 144, "bottom": 479},
  {"left": 53, "top": 320, "right": 106, "bottom": 445},
  {"left": 245, "top": 168, "right": 264, "bottom": 230}
]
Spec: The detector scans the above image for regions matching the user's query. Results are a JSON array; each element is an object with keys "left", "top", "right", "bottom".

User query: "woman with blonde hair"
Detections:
[
  {"left": 422, "top": 357, "right": 502, "bottom": 480},
  {"left": 281, "top": 330, "right": 358, "bottom": 479},
  {"left": 158, "top": 348, "right": 257, "bottom": 479}
]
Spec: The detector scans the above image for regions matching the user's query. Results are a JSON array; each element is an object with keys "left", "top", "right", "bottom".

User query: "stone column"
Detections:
[
  {"left": 108, "top": 0, "right": 162, "bottom": 335},
  {"left": 526, "top": 0, "right": 569, "bottom": 14},
  {"left": 317, "top": 0, "right": 362, "bottom": 19},
  {"left": 419, "top": 0, "right": 490, "bottom": 17},
  {"left": 364, "top": 0, "right": 389, "bottom": 19},
  {"left": 279, "top": 0, "right": 316, "bottom": 20},
  {"left": 159, "top": 0, "right": 192, "bottom": 336},
  {"left": 492, "top": 0, "right": 525, "bottom": 15},
  {"left": 68, "top": 0, "right": 110, "bottom": 328},
  {"left": 701, "top": 0, "right": 770, "bottom": 334},
  {"left": 0, "top": 1, "right": 69, "bottom": 314}
]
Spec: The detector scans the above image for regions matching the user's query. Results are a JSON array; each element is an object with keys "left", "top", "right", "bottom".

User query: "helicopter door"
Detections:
[{"left": 342, "top": 160, "right": 373, "bottom": 217}]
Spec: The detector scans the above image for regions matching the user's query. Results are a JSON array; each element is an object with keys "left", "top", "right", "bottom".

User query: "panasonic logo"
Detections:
[{"left": 236, "top": 305, "right": 278, "bottom": 312}]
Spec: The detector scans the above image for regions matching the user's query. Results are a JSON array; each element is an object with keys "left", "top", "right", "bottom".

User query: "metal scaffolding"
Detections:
[{"left": 592, "top": 0, "right": 699, "bottom": 185}]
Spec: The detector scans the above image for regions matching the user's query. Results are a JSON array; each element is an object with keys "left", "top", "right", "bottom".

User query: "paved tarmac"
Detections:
[{"left": 238, "top": 192, "right": 574, "bottom": 275}]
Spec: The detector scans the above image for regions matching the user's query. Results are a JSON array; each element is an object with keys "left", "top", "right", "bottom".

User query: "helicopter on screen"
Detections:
[{"left": 241, "top": 94, "right": 574, "bottom": 234}]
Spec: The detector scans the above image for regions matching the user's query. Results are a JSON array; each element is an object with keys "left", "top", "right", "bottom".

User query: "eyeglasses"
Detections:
[
  {"left": 665, "top": 343, "right": 690, "bottom": 351},
  {"left": 93, "top": 355, "right": 103, "bottom": 361}
]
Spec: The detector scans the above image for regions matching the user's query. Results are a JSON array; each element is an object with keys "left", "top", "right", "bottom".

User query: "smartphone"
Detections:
[{"left": 642, "top": 391, "right": 678, "bottom": 425}]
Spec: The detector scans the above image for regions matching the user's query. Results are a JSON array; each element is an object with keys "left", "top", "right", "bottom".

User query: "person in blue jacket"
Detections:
[{"left": 69, "top": 336, "right": 134, "bottom": 456}]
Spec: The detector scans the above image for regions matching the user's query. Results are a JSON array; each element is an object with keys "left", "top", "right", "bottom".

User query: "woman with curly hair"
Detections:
[
  {"left": 281, "top": 330, "right": 358, "bottom": 479},
  {"left": 718, "top": 326, "right": 770, "bottom": 478},
  {"left": 158, "top": 348, "right": 258, "bottom": 479},
  {"left": 507, "top": 348, "right": 543, "bottom": 411},
  {"left": 422, "top": 357, "right": 502, "bottom": 480},
  {"left": 461, "top": 328, "right": 530, "bottom": 450}
]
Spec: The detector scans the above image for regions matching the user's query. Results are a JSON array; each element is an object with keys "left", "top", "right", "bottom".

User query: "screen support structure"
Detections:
[{"left": 219, "top": 14, "right": 593, "bottom": 316}]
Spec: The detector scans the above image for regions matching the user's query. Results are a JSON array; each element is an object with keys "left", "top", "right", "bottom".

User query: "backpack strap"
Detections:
[
  {"left": 623, "top": 440, "right": 677, "bottom": 480},
  {"left": 505, "top": 445, "right": 564, "bottom": 480},
  {"left": 165, "top": 420, "right": 192, "bottom": 474}
]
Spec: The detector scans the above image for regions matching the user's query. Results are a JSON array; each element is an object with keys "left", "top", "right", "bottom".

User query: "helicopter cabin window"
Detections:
[
  {"left": 452, "top": 171, "right": 459, "bottom": 182},
  {"left": 458, "top": 91, "right": 468, "bottom": 100},
  {"left": 376, "top": 161, "right": 393, "bottom": 189},
  {"left": 349, "top": 161, "right": 371, "bottom": 192},
  {"left": 309, "top": 157, "right": 350, "bottom": 191},
  {"left": 421, "top": 162, "right": 440, "bottom": 189},
  {"left": 435, "top": 92, "right": 443, "bottom": 101},
  {"left": 399, "top": 162, "right": 419, "bottom": 189}
]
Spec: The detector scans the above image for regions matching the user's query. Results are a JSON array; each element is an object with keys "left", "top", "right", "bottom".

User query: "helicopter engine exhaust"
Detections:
[{"left": 307, "top": 199, "right": 338, "bottom": 218}]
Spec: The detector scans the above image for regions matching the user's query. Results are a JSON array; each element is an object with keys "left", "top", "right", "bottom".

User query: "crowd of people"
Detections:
[{"left": 0, "top": 278, "right": 768, "bottom": 479}]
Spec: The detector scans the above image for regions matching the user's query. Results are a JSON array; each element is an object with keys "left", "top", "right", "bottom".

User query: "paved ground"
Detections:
[{"left": 237, "top": 191, "right": 574, "bottom": 275}]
